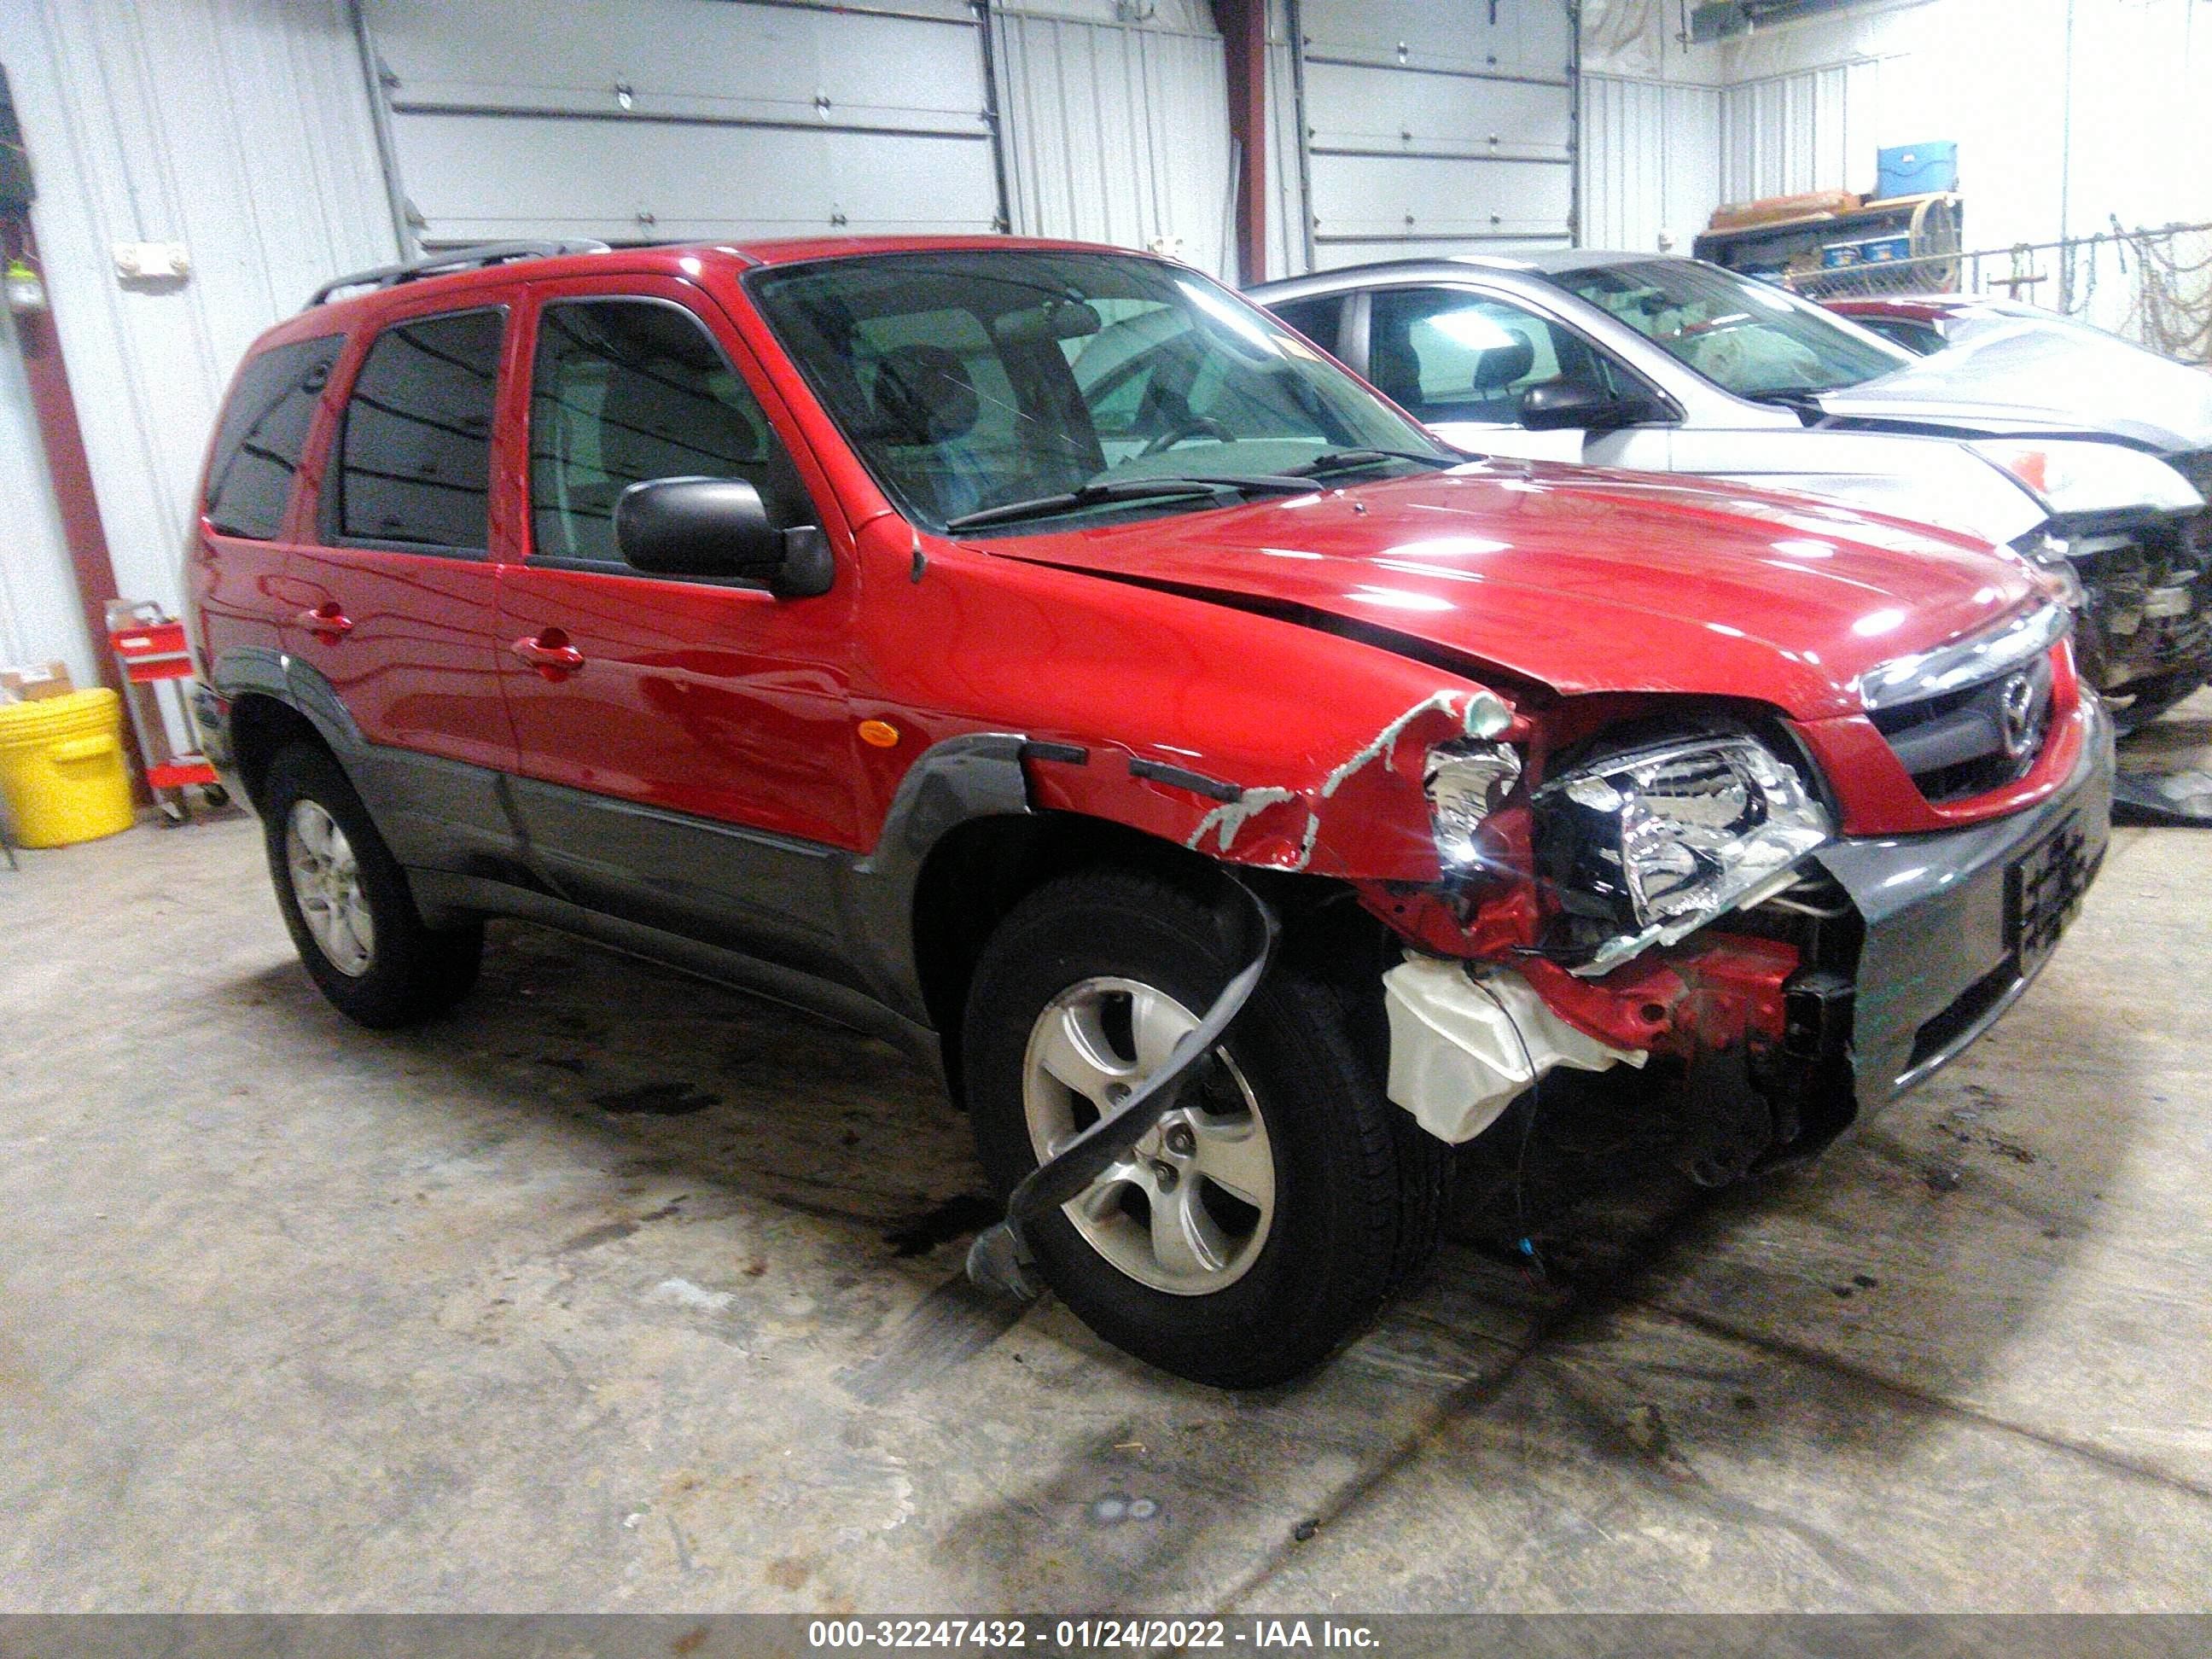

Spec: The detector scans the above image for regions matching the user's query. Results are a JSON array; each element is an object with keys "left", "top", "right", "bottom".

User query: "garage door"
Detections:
[
  {"left": 359, "top": 0, "right": 1006, "bottom": 247},
  {"left": 1292, "top": 0, "right": 1577, "bottom": 270}
]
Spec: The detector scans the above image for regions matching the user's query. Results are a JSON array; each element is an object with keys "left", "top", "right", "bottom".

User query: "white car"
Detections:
[{"left": 1251, "top": 252, "right": 2212, "bottom": 729}]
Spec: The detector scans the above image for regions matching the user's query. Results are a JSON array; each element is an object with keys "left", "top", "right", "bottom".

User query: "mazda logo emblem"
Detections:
[{"left": 2000, "top": 672, "right": 2044, "bottom": 760}]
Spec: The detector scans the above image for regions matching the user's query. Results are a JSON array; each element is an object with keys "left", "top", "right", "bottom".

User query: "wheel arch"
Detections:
[
  {"left": 908, "top": 806, "right": 1397, "bottom": 1093},
  {"left": 227, "top": 691, "right": 329, "bottom": 810},
  {"left": 211, "top": 648, "right": 369, "bottom": 812}
]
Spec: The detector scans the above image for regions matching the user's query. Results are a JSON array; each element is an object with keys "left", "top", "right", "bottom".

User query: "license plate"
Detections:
[{"left": 2006, "top": 815, "right": 2093, "bottom": 972}]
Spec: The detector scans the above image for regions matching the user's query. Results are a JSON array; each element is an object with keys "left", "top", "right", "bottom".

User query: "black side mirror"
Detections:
[
  {"left": 1519, "top": 382, "right": 1666, "bottom": 432},
  {"left": 614, "top": 477, "right": 833, "bottom": 598}
]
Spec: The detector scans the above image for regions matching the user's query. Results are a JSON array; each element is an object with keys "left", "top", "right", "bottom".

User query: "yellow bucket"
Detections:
[{"left": 0, "top": 687, "right": 137, "bottom": 847}]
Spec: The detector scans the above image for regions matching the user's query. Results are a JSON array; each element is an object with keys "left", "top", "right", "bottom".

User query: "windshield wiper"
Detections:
[
  {"left": 1745, "top": 387, "right": 1838, "bottom": 424},
  {"left": 1284, "top": 447, "right": 1461, "bottom": 478},
  {"left": 944, "top": 473, "right": 1322, "bottom": 532}
]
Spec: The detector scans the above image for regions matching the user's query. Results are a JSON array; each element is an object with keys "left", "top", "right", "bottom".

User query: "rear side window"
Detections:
[
  {"left": 528, "top": 298, "right": 812, "bottom": 566},
  {"left": 203, "top": 336, "right": 341, "bottom": 539},
  {"left": 333, "top": 308, "right": 504, "bottom": 552}
]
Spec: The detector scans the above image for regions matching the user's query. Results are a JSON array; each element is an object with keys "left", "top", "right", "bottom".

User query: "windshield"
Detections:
[
  {"left": 1544, "top": 259, "right": 1912, "bottom": 399},
  {"left": 748, "top": 249, "right": 1452, "bottom": 534}
]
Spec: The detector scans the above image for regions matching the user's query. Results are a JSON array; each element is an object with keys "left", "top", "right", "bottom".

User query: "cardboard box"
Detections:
[
  {"left": 1708, "top": 189, "right": 1864, "bottom": 232},
  {"left": 0, "top": 660, "right": 76, "bottom": 702}
]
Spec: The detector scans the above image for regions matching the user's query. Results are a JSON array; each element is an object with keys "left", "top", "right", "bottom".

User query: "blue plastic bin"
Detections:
[{"left": 1876, "top": 142, "right": 1958, "bottom": 200}]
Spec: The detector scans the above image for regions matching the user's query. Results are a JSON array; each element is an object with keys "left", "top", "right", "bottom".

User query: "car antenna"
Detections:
[{"left": 910, "top": 527, "right": 928, "bottom": 585}]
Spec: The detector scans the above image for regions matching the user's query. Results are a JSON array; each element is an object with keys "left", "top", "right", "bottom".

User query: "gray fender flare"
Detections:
[{"left": 839, "top": 732, "right": 1033, "bottom": 1028}]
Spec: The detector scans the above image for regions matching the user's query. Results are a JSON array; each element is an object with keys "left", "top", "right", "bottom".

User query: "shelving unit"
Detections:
[{"left": 1693, "top": 193, "right": 1965, "bottom": 294}]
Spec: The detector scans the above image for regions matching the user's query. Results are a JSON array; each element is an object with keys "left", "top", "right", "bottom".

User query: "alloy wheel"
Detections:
[
  {"left": 285, "top": 800, "right": 375, "bottom": 977},
  {"left": 1020, "top": 975, "right": 1275, "bottom": 1295}
]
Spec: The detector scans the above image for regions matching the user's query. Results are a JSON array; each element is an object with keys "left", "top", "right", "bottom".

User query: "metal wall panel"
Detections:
[
  {"left": 1289, "top": 0, "right": 1578, "bottom": 271},
  {"left": 0, "top": 0, "right": 398, "bottom": 664},
  {"left": 992, "top": 5, "right": 1236, "bottom": 278},
  {"left": 1718, "top": 58, "right": 1881, "bottom": 207},
  {"left": 1579, "top": 73, "right": 1720, "bottom": 255},
  {"left": 363, "top": 0, "right": 1001, "bottom": 245},
  {"left": 1261, "top": 0, "right": 1310, "bottom": 278}
]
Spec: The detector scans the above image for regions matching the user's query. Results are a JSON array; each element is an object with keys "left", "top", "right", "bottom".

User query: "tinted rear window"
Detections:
[
  {"left": 334, "top": 308, "right": 504, "bottom": 551},
  {"left": 203, "top": 336, "right": 341, "bottom": 539}
]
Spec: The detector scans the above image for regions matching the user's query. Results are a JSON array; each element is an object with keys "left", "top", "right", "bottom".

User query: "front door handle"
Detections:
[
  {"left": 509, "top": 629, "right": 585, "bottom": 680},
  {"left": 298, "top": 603, "right": 353, "bottom": 640}
]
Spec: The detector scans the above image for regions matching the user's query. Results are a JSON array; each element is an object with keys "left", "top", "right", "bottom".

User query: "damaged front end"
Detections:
[
  {"left": 1090, "top": 681, "right": 1866, "bottom": 1185},
  {"left": 1023, "top": 588, "right": 2108, "bottom": 1196},
  {"left": 1202, "top": 653, "right": 2104, "bottom": 1187},
  {"left": 1295, "top": 694, "right": 1856, "bottom": 1183}
]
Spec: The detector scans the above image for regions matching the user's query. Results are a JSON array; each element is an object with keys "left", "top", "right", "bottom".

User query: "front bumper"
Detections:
[{"left": 1815, "top": 693, "right": 2114, "bottom": 1111}]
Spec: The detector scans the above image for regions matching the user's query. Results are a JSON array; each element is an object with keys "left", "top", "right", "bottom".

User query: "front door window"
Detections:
[
  {"left": 1368, "top": 288, "right": 1633, "bottom": 430},
  {"left": 528, "top": 297, "right": 812, "bottom": 567}
]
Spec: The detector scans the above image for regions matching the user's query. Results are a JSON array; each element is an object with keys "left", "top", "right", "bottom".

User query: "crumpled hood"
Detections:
[
  {"left": 1819, "top": 322, "right": 2212, "bottom": 453},
  {"left": 976, "top": 462, "right": 2040, "bottom": 722}
]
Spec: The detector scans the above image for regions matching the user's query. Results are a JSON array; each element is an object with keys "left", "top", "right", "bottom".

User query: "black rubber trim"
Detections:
[
  {"left": 1021, "top": 740, "right": 1089, "bottom": 766},
  {"left": 408, "top": 867, "right": 940, "bottom": 1074},
  {"left": 1127, "top": 756, "right": 1243, "bottom": 803}
]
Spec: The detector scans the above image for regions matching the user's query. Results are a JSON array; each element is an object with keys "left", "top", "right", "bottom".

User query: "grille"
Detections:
[{"left": 1867, "top": 649, "right": 2055, "bottom": 804}]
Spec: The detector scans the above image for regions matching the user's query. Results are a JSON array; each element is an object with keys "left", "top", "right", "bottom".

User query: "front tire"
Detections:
[
  {"left": 962, "top": 868, "right": 1447, "bottom": 1388},
  {"left": 261, "top": 742, "right": 483, "bottom": 1028}
]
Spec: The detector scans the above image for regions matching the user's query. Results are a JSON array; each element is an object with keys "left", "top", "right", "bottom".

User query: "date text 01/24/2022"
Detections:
[{"left": 804, "top": 1617, "right": 1382, "bottom": 1649}]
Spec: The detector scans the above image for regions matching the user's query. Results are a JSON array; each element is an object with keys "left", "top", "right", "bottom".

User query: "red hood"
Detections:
[{"left": 972, "top": 461, "right": 2040, "bottom": 722}]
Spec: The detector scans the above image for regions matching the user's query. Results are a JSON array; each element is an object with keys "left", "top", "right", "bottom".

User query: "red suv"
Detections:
[{"left": 191, "top": 237, "right": 2110, "bottom": 1386}]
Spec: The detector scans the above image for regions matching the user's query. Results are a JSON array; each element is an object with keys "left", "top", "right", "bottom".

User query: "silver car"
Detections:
[{"left": 1251, "top": 252, "right": 2212, "bottom": 728}]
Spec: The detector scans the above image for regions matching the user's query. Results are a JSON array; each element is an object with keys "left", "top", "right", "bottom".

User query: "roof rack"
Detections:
[{"left": 305, "top": 239, "right": 613, "bottom": 308}]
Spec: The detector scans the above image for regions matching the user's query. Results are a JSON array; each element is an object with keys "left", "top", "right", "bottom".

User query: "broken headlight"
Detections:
[
  {"left": 1423, "top": 740, "right": 1523, "bottom": 871},
  {"left": 1973, "top": 439, "right": 2203, "bottom": 517},
  {"left": 1534, "top": 735, "right": 1832, "bottom": 975},
  {"left": 2009, "top": 528, "right": 2087, "bottom": 611}
]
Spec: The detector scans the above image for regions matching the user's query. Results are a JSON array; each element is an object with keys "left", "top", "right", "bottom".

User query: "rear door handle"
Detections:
[
  {"left": 298, "top": 604, "right": 353, "bottom": 638},
  {"left": 509, "top": 630, "right": 585, "bottom": 679}
]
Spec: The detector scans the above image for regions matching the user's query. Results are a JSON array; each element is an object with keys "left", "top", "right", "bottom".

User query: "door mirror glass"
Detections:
[{"left": 615, "top": 477, "right": 782, "bottom": 579}]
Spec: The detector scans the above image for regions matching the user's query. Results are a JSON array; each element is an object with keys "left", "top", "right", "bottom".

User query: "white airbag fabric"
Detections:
[{"left": 1382, "top": 955, "right": 1646, "bottom": 1144}]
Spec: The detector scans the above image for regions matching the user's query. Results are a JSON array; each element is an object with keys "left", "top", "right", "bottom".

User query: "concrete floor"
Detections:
[{"left": 4, "top": 720, "right": 2212, "bottom": 1614}]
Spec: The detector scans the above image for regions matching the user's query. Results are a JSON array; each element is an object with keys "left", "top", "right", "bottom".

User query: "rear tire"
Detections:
[
  {"left": 962, "top": 867, "right": 1448, "bottom": 1388},
  {"left": 261, "top": 742, "right": 483, "bottom": 1028}
]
